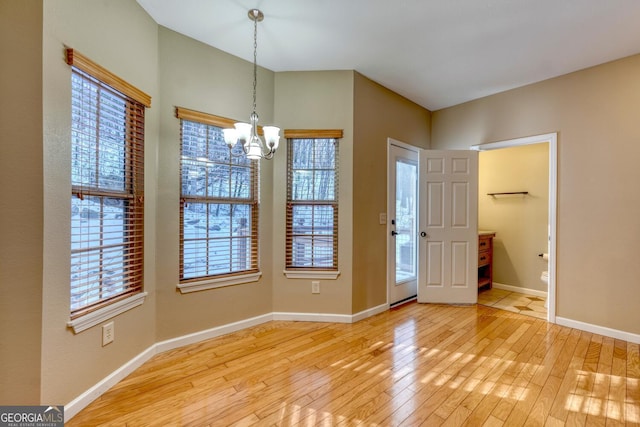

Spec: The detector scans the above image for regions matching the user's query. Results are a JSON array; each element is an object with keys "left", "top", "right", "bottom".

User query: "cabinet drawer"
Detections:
[
  {"left": 478, "top": 250, "right": 491, "bottom": 266},
  {"left": 479, "top": 237, "right": 492, "bottom": 251}
]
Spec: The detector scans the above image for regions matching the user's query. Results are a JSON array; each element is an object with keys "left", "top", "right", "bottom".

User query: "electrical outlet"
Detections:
[
  {"left": 102, "top": 322, "right": 114, "bottom": 346},
  {"left": 311, "top": 281, "right": 320, "bottom": 294}
]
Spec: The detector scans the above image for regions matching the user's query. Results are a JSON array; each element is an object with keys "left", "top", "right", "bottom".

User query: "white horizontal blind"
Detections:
[
  {"left": 286, "top": 134, "right": 340, "bottom": 270},
  {"left": 70, "top": 67, "right": 145, "bottom": 319},
  {"left": 178, "top": 114, "right": 259, "bottom": 282}
]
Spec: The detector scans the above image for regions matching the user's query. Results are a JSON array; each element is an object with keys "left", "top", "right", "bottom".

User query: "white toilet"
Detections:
[{"left": 540, "top": 270, "right": 548, "bottom": 284}]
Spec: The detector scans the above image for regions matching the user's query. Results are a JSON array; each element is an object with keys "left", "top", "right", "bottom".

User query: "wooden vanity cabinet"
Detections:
[{"left": 478, "top": 232, "right": 495, "bottom": 289}]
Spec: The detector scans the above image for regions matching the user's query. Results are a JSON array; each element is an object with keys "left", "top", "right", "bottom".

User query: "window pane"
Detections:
[
  {"left": 292, "top": 205, "right": 312, "bottom": 234},
  {"left": 70, "top": 195, "right": 127, "bottom": 311},
  {"left": 314, "top": 139, "right": 335, "bottom": 169},
  {"left": 102, "top": 198, "right": 125, "bottom": 246},
  {"left": 292, "top": 139, "right": 313, "bottom": 169},
  {"left": 208, "top": 164, "right": 229, "bottom": 198},
  {"left": 182, "top": 122, "right": 206, "bottom": 159},
  {"left": 230, "top": 166, "right": 251, "bottom": 199},
  {"left": 313, "top": 171, "right": 335, "bottom": 201},
  {"left": 183, "top": 239, "right": 208, "bottom": 279},
  {"left": 312, "top": 236, "right": 333, "bottom": 267},
  {"left": 182, "top": 160, "right": 207, "bottom": 197},
  {"left": 71, "top": 72, "right": 128, "bottom": 192},
  {"left": 98, "top": 92, "right": 126, "bottom": 191},
  {"left": 292, "top": 170, "right": 314, "bottom": 200},
  {"left": 395, "top": 159, "right": 418, "bottom": 282},
  {"left": 313, "top": 206, "right": 334, "bottom": 234},
  {"left": 208, "top": 131, "right": 230, "bottom": 163}
]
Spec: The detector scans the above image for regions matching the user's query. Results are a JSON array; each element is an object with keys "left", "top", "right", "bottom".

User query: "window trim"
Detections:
[
  {"left": 177, "top": 272, "right": 262, "bottom": 294},
  {"left": 66, "top": 48, "right": 151, "bottom": 107},
  {"left": 283, "top": 269, "right": 340, "bottom": 280},
  {"left": 67, "top": 292, "right": 148, "bottom": 334},
  {"left": 285, "top": 130, "right": 342, "bottom": 273}
]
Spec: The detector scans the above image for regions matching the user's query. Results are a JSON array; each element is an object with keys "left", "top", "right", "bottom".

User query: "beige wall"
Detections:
[
  {"left": 0, "top": 0, "right": 43, "bottom": 404},
  {"left": 432, "top": 54, "right": 640, "bottom": 335},
  {"left": 273, "top": 71, "right": 354, "bottom": 314},
  {"left": 352, "top": 73, "right": 431, "bottom": 312},
  {"left": 155, "top": 27, "right": 274, "bottom": 340},
  {"left": 41, "top": 0, "right": 159, "bottom": 405},
  {"left": 479, "top": 144, "right": 549, "bottom": 292},
  {"left": 271, "top": 71, "right": 432, "bottom": 315}
]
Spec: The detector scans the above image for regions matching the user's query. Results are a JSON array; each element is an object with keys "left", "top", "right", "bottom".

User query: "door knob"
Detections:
[
  {"left": 391, "top": 230, "right": 399, "bottom": 236},
  {"left": 420, "top": 231, "right": 428, "bottom": 238}
]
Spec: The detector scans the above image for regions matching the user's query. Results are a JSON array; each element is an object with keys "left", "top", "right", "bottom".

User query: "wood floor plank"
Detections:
[
  {"left": 626, "top": 342, "right": 640, "bottom": 425},
  {"left": 585, "top": 336, "right": 614, "bottom": 426},
  {"left": 565, "top": 334, "right": 603, "bottom": 426},
  {"left": 434, "top": 319, "right": 530, "bottom": 423},
  {"left": 456, "top": 328, "right": 531, "bottom": 424},
  {"left": 548, "top": 330, "right": 593, "bottom": 423},
  {"left": 603, "top": 340, "right": 627, "bottom": 426},
  {"left": 490, "top": 319, "right": 551, "bottom": 421},
  {"left": 65, "top": 302, "right": 639, "bottom": 427}
]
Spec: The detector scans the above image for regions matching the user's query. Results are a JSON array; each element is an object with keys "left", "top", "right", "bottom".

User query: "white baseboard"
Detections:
[
  {"left": 155, "top": 313, "right": 274, "bottom": 353},
  {"left": 492, "top": 282, "right": 548, "bottom": 298},
  {"left": 65, "top": 344, "right": 156, "bottom": 420},
  {"left": 272, "top": 312, "right": 353, "bottom": 323},
  {"left": 555, "top": 317, "right": 640, "bottom": 344},
  {"left": 65, "top": 304, "right": 389, "bottom": 419},
  {"left": 273, "top": 303, "right": 389, "bottom": 324},
  {"left": 352, "top": 303, "right": 389, "bottom": 322}
]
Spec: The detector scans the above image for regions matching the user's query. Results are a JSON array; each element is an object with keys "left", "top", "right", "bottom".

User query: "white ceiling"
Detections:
[{"left": 136, "top": 0, "right": 640, "bottom": 111}]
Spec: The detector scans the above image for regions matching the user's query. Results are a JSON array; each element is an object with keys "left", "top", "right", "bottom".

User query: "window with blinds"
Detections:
[
  {"left": 177, "top": 109, "right": 259, "bottom": 282},
  {"left": 68, "top": 48, "right": 149, "bottom": 319},
  {"left": 286, "top": 130, "right": 342, "bottom": 270}
]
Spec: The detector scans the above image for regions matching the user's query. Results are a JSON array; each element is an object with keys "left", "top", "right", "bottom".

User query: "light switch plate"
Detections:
[{"left": 379, "top": 213, "right": 387, "bottom": 225}]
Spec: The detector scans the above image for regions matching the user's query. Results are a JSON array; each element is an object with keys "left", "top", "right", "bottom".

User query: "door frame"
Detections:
[
  {"left": 387, "top": 138, "right": 420, "bottom": 306},
  {"left": 471, "top": 132, "right": 557, "bottom": 323}
]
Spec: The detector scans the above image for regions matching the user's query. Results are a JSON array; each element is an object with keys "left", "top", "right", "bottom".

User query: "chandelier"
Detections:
[{"left": 223, "top": 9, "right": 280, "bottom": 160}]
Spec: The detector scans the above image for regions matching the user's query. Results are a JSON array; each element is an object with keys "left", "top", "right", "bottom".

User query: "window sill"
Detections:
[
  {"left": 177, "top": 271, "right": 262, "bottom": 294},
  {"left": 283, "top": 270, "right": 341, "bottom": 280},
  {"left": 67, "top": 292, "right": 148, "bottom": 334}
]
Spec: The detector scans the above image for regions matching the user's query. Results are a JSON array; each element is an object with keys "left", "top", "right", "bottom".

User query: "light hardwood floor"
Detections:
[
  {"left": 478, "top": 288, "right": 547, "bottom": 320},
  {"left": 67, "top": 302, "right": 640, "bottom": 426}
]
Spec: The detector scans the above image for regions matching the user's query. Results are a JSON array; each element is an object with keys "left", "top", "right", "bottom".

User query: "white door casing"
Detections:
[
  {"left": 471, "top": 132, "right": 557, "bottom": 323},
  {"left": 418, "top": 150, "right": 479, "bottom": 304}
]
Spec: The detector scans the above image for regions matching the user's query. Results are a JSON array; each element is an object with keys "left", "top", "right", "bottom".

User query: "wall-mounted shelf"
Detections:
[{"left": 487, "top": 191, "right": 529, "bottom": 196}]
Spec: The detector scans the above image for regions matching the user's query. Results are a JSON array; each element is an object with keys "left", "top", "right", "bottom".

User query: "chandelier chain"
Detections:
[{"left": 252, "top": 14, "right": 258, "bottom": 113}]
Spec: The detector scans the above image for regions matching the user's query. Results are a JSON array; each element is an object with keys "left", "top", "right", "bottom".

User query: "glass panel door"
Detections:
[{"left": 395, "top": 158, "right": 418, "bottom": 284}]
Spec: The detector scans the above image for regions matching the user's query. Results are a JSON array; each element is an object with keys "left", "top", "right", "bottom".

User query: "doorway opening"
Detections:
[{"left": 471, "top": 133, "right": 557, "bottom": 323}]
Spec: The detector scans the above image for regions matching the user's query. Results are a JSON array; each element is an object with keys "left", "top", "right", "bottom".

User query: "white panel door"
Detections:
[{"left": 418, "top": 150, "right": 478, "bottom": 304}]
